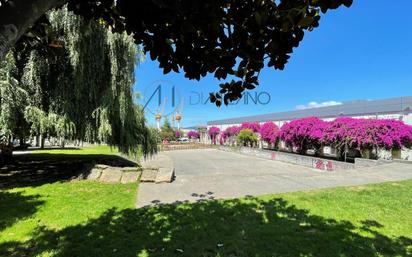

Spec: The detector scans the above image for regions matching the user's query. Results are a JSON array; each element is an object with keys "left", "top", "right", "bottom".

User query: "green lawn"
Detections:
[
  {"left": 1, "top": 176, "right": 411, "bottom": 257},
  {"left": 1, "top": 146, "right": 411, "bottom": 256},
  {"left": 31, "top": 145, "right": 119, "bottom": 155}
]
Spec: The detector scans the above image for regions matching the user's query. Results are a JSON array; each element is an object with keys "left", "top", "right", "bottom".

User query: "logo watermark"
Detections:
[{"left": 141, "top": 80, "right": 271, "bottom": 116}]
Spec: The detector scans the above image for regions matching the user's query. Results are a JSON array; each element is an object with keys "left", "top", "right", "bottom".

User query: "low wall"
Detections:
[
  {"left": 354, "top": 158, "right": 392, "bottom": 168},
  {"left": 219, "top": 146, "right": 356, "bottom": 171},
  {"left": 161, "top": 143, "right": 213, "bottom": 151}
]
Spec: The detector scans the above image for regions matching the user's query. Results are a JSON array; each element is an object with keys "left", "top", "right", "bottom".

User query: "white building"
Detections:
[{"left": 207, "top": 96, "right": 412, "bottom": 130}]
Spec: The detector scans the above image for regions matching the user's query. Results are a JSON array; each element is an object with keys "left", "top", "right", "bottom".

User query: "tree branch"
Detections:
[{"left": 0, "top": 0, "right": 68, "bottom": 59}]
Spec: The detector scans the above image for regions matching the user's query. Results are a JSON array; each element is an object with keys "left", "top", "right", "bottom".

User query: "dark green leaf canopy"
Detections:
[{"left": 66, "top": 0, "right": 352, "bottom": 106}]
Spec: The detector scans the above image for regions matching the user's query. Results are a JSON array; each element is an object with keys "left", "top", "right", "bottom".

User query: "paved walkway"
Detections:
[{"left": 136, "top": 149, "right": 412, "bottom": 207}]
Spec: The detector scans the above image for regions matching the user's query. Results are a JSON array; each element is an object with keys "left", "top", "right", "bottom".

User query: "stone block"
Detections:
[
  {"left": 155, "top": 167, "right": 175, "bottom": 183},
  {"left": 140, "top": 169, "right": 158, "bottom": 182},
  {"left": 121, "top": 166, "right": 139, "bottom": 172},
  {"left": 95, "top": 164, "right": 110, "bottom": 170},
  {"left": 87, "top": 168, "right": 102, "bottom": 180},
  {"left": 121, "top": 171, "right": 140, "bottom": 184},
  {"left": 100, "top": 169, "right": 123, "bottom": 183}
]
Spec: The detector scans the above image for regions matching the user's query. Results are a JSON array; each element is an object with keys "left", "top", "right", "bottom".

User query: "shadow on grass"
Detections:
[
  {"left": 13, "top": 147, "right": 82, "bottom": 153},
  {"left": 1, "top": 198, "right": 410, "bottom": 257},
  {"left": 0, "top": 191, "right": 44, "bottom": 232},
  {"left": 0, "top": 153, "right": 137, "bottom": 189}
]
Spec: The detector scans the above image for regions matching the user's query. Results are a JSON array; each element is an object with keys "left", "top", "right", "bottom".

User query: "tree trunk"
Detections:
[
  {"left": 392, "top": 148, "right": 401, "bottom": 159},
  {"left": 0, "top": 0, "right": 68, "bottom": 60},
  {"left": 35, "top": 135, "right": 40, "bottom": 147},
  {"left": 40, "top": 135, "right": 45, "bottom": 148}
]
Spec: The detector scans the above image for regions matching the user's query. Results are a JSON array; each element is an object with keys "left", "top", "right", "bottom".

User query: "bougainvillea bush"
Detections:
[
  {"left": 240, "top": 122, "right": 260, "bottom": 133},
  {"left": 324, "top": 117, "right": 412, "bottom": 148},
  {"left": 259, "top": 122, "right": 279, "bottom": 148},
  {"left": 222, "top": 126, "right": 241, "bottom": 145},
  {"left": 175, "top": 130, "right": 182, "bottom": 138},
  {"left": 223, "top": 126, "right": 241, "bottom": 137},
  {"left": 187, "top": 130, "right": 200, "bottom": 139},
  {"left": 279, "top": 117, "right": 327, "bottom": 155},
  {"left": 323, "top": 117, "right": 412, "bottom": 159},
  {"left": 373, "top": 119, "right": 412, "bottom": 150},
  {"left": 208, "top": 126, "right": 220, "bottom": 145}
]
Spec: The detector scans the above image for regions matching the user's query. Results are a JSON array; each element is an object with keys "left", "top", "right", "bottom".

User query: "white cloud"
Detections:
[{"left": 295, "top": 100, "right": 342, "bottom": 110}]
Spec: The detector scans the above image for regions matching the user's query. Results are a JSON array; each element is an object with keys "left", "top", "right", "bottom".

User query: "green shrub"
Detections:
[{"left": 237, "top": 129, "right": 258, "bottom": 147}]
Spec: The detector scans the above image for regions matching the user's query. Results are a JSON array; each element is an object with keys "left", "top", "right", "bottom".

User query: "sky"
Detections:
[{"left": 134, "top": 1, "right": 412, "bottom": 128}]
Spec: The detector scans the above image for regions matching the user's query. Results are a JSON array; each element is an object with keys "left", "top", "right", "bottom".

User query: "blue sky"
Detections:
[{"left": 135, "top": 1, "right": 412, "bottom": 128}]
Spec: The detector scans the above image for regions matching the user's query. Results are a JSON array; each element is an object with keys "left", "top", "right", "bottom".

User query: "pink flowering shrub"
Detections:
[
  {"left": 323, "top": 117, "right": 412, "bottom": 159},
  {"left": 259, "top": 122, "right": 279, "bottom": 147},
  {"left": 208, "top": 126, "right": 220, "bottom": 145},
  {"left": 223, "top": 126, "right": 241, "bottom": 137},
  {"left": 324, "top": 117, "right": 412, "bottom": 149},
  {"left": 373, "top": 119, "right": 412, "bottom": 150},
  {"left": 175, "top": 130, "right": 181, "bottom": 138},
  {"left": 323, "top": 117, "right": 373, "bottom": 158},
  {"left": 279, "top": 117, "right": 327, "bottom": 154},
  {"left": 187, "top": 130, "right": 200, "bottom": 139},
  {"left": 222, "top": 126, "right": 241, "bottom": 145},
  {"left": 324, "top": 117, "right": 365, "bottom": 149},
  {"left": 240, "top": 122, "right": 260, "bottom": 133}
]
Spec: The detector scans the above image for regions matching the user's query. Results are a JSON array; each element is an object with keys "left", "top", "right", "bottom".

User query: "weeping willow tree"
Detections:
[
  {"left": 0, "top": 52, "right": 28, "bottom": 143},
  {"left": 0, "top": 6, "right": 156, "bottom": 156}
]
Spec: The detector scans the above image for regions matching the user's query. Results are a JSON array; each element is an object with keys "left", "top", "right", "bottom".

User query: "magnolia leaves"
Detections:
[{"left": 63, "top": 0, "right": 353, "bottom": 106}]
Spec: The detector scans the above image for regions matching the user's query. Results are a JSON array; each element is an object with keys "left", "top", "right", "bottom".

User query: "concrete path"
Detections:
[{"left": 136, "top": 149, "right": 412, "bottom": 207}]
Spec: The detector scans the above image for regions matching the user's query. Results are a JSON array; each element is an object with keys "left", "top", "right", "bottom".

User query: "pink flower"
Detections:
[
  {"left": 259, "top": 122, "right": 279, "bottom": 144},
  {"left": 279, "top": 117, "right": 327, "bottom": 152},
  {"left": 240, "top": 122, "right": 260, "bottom": 133},
  {"left": 223, "top": 126, "right": 241, "bottom": 137},
  {"left": 187, "top": 130, "right": 200, "bottom": 139},
  {"left": 208, "top": 126, "right": 220, "bottom": 136},
  {"left": 208, "top": 126, "right": 220, "bottom": 145},
  {"left": 323, "top": 117, "right": 412, "bottom": 150}
]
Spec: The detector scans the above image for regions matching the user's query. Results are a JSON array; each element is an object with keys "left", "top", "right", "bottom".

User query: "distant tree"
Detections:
[
  {"left": 237, "top": 129, "right": 258, "bottom": 147},
  {"left": 160, "top": 119, "right": 175, "bottom": 141}
]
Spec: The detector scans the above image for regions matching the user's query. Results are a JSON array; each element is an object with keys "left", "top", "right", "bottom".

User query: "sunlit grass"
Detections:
[
  {"left": 1, "top": 179, "right": 411, "bottom": 256},
  {"left": 31, "top": 145, "right": 118, "bottom": 155}
]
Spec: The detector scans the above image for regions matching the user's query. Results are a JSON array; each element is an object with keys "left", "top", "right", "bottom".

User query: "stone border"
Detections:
[
  {"left": 85, "top": 164, "right": 141, "bottom": 184},
  {"left": 353, "top": 158, "right": 392, "bottom": 169}
]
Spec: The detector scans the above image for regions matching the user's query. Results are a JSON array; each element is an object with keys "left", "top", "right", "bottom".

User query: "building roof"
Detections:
[
  {"left": 182, "top": 125, "right": 207, "bottom": 130},
  {"left": 207, "top": 96, "right": 412, "bottom": 125}
]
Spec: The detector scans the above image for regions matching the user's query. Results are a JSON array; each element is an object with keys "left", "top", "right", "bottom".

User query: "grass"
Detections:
[
  {"left": 1, "top": 178, "right": 411, "bottom": 257},
  {"left": 0, "top": 181, "right": 137, "bottom": 244},
  {"left": 1, "top": 145, "right": 411, "bottom": 256},
  {"left": 30, "top": 145, "right": 119, "bottom": 155},
  {"left": 1, "top": 145, "right": 137, "bottom": 189}
]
